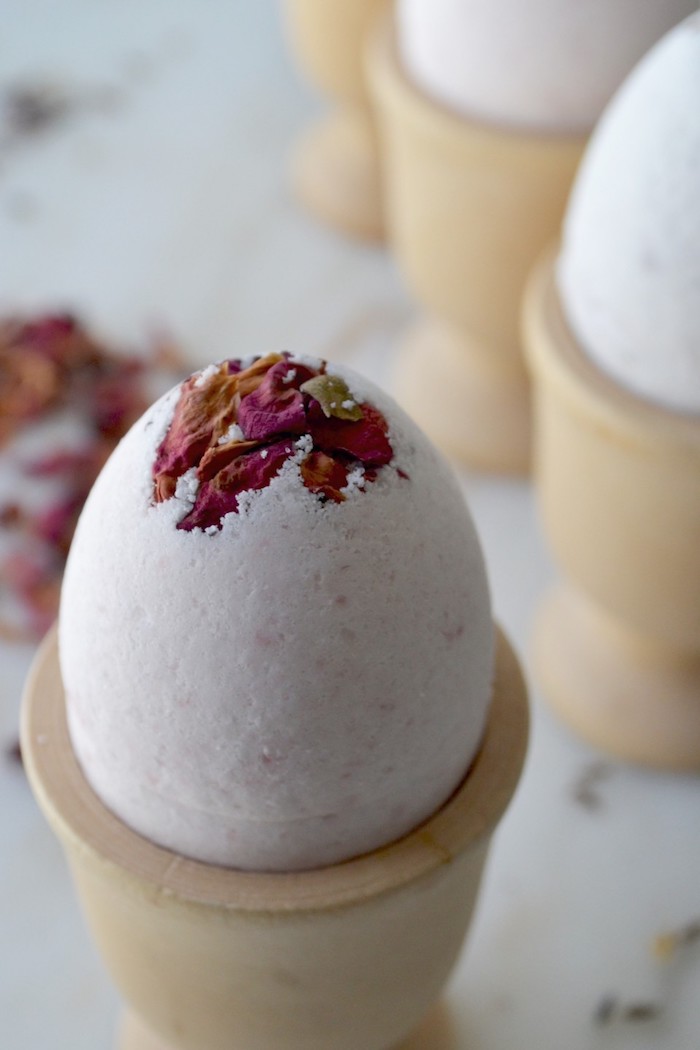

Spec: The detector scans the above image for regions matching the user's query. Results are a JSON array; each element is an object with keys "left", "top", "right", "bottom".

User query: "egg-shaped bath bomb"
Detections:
[
  {"left": 558, "top": 14, "right": 700, "bottom": 414},
  {"left": 397, "top": 0, "right": 695, "bottom": 132},
  {"left": 59, "top": 354, "right": 494, "bottom": 871}
]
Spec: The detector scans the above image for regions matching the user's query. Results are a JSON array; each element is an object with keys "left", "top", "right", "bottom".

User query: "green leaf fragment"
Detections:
[{"left": 300, "top": 374, "right": 364, "bottom": 420}]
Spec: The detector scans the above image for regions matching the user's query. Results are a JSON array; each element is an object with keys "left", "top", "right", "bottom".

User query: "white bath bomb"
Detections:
[
  {"left": 558, "top": 14, "right": 700, "bottom": 414},
  {"left": 397, "top": 0, "right": 695, "bottom": 131},
  {"left": 59, "top": 355, "right": 494, "bottom": 871}
]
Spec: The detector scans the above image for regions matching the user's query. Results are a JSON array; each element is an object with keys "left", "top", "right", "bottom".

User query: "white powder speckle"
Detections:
[
  {"left": 288, "top": 352, "right": 323, "bottom": 370},
  {"left": 293, "top": 434, "right": 313, "bottom": 464},
  {"left": 237, "top": 354, "right": 259, "bottom": 370},
  {"left": 218, "top": 423, "right": 244, "bottom": 445},
  {"left": 260, "top": 448, "right": 268, "bottom": 460},
  {"left": 342, "top": 399, "right": 357, "bottom": 411},
  {"left": 282, "top": 368, "right": 297, "bottom": 384},
  {"left": 341, "top": 465, "right": 366, "bottom": 498},
  {"left": 174, "top": 468, "right": 199, "bottom": 505}
]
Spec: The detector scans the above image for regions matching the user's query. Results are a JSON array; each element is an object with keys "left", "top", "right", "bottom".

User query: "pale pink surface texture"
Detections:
[{"left": 59, "top": 361, "right": 494, "bottom": 871}]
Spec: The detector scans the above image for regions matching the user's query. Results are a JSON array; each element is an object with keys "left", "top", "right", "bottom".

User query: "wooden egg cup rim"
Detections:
[
  {"left": 22, "top": 625, "right": 528, "bottom": 915},
  {"left": 524, "top": 247, "right": 700, "bottom": 450},
  {"left": 368, "top": 11, "right": 587, "bottom": 150}
]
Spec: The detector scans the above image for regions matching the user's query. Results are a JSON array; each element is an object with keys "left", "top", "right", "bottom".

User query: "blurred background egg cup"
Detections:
[
  {"left": 22, "top": 627, "right": 528, "bottom": 1050},
  {"left": 524, "top": 249, "right": 700, "bottom": 771},
  {"left": 367, "top": 12, "right": 584, "bottom": 473}
]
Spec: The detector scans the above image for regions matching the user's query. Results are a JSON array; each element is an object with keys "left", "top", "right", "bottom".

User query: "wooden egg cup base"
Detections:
[
  {"left": 534, "top": 585, "right": 700, "bottom": 770},
  {"left": 119, "top": 998, "right": 459, "bottom": 1050},
  {"left": 524, "top": 251, "right": 700, "bottom": 772},
  {"left": 22, "top": 628, "right": 528, "bottom": 1050},
  {"left": 291, "top": 107, "right": 383, "bottom": 241},
  {"left": 120, "top": 1013, "right": 170, "bottom": 1050},
  {"left": 395, "top": 315, "right": 531, "bottom": 473}
]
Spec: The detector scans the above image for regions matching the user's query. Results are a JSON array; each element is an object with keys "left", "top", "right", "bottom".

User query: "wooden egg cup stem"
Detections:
[
  {"left": 524, "top": 250, "right": 700, "bottom": 770},
  {"left": 534, "top": 585, "right": 700, "bottom": 769},
  {"left": 284, "top": 0, "right": 385, "bottom": 241},
  {"left": 398, "top": 316, "right": 532, "bottom": 473},
  {"left": 22, "top": 627, "right": 528, "bottom": 1050},
  {"left": 368, "top": 14, "right": 586, "bottom": 473},
  {"left": 291, "top": 104, "right": 383, "bottom": 242}
]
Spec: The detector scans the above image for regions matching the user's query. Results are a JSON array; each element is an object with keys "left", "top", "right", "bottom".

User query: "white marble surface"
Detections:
[{"left": 1, "top": 3, "right": 698, "bottom": 1049}]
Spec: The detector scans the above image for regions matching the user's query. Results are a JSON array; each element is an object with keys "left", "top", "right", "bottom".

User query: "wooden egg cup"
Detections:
[
  {"left": 22, "top": 627, "right": 528, "bottom": 1050},
  {"left": 524, "top": 249, "right": 700, "bottom": 771},
  {"left": 367, "top": 14, "right": 586, "bottom": 473},
  {"left": 283, "top": 0, "right": 386, "bottom": 241}
]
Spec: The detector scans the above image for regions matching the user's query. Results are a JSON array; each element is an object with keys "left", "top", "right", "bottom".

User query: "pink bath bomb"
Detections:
[{"left": 59, "top": 355, "right": 494, "bottom": 871}]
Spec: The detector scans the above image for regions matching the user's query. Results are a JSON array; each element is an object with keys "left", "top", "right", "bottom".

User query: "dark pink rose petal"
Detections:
[
  {"left": 178, "top": 440, "right": 291, "bottom": 531},
  {"left": 306, "top": 401, "right": 393, "bottom": 467},
  {"left": 31, "top": 493, "right": 85, "bottom": 554},
  {"left": 153, "top": 374, "right": 227, "bottom": 489},
  {"left": 237, "top": 361, "right": 310, "bottom": 441},
  {"left": 20, "top": 314, "right": 76, "bottom": 353},
  {"left": 26, "top": 448, "right": 99, "bottom": 478}
]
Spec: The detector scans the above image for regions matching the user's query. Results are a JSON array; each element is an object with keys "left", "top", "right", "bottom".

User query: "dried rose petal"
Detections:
[
  {"left": 31, "top": 493, "right": 85, "bottom": 555},
  {"left": 198, "top": 438, "right": 261, "bottom": 482},
  {"left": 153, "top": 356, "right": 284, "bottom": 498},
  {"left": 20, "top": 314, "right": 77, "bottom": 350},
  {"left": 0, "top": 349, "right": 60, "bottom": 438},
  {"left": 236, "top": 354, "right": 285, "bottom": 398},
  {"left": 154, "top": 354, "right": 396, "bottom": 531},
  {"left": 90, "top": 364, "right": 148, "bottom": 437},
  {"left": 26, "top": 448, "right": 99, "bottom": 478},
  {"left": 306, "top": 401, "right": 393, "bottom": 466},
  {"left": 153, "top": 371, "right": 237, "bottom": 494},
  {"left": 0, "top": 504, "right": 21, "bottom": 527},
  {"left": 300, "top": 451, "right": 348, "bottom": 502},
  {"left": 0, "top": 312, "right": 185, "bottom": 641},
  {"left": 238, "top": 361, "right": 310, "bottom": 441},
  {"left": 179, "top": 441, "right": 291, "bottom": 531}
]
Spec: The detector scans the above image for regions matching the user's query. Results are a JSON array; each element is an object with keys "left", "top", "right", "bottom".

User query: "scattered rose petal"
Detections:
[{"left": 0, "top": 313, "right": 185, "bottom": 642}]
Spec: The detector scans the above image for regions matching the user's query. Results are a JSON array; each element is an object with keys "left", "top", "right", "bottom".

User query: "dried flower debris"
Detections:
[
  {"left": 0, "top": 313, "right": 183, "bottom": 641},
  {"left": 653, "top": 919, "right": 700, "bottom": 962},
  {"left": 593, "top": 918, "right": 700, "bottom": 1029},
  {"left": 571, "top": 760, "right": 612, "bottom": 812},
  {"left": 0, "top": 80, "right": 126, "bottom": 158},
  {"left": 4, "top": 738, "right": 22, "bottom": 767},
  {"left": 593, "top": 994, "right": 663, "bottom": 1027}
]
